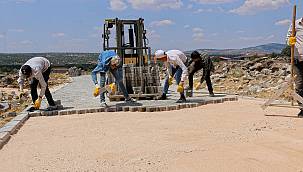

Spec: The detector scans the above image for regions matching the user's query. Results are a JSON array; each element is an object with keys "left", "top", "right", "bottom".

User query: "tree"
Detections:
[{"left": 281, "top": 45, "right": 291, "bottom": 57}]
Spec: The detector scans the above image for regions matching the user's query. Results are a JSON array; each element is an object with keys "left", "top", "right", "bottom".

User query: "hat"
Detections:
[
  {"left": 110, "top": 55, "right": 120, "bottom": 66},
  {"left": 154, "top": 50, "right": 166, "bottom": 59}
]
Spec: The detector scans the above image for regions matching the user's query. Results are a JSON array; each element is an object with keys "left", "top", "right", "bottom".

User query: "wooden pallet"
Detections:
[{"left": 109, "top": 93, "right": 161, "bottom": 101}]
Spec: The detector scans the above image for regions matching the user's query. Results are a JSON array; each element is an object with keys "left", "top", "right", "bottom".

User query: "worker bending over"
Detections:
[
  {"left": 186, "top": 50, "right": 215, "bottom": 97},
  {"left": 155, "top": 49, "right": 188, "bottom": 103},
  {"left": 17, "top": 57, "right": 57, "bottom": 111},
  {"left": 91, "top": 50, "right": 135, "bottom": 107}
]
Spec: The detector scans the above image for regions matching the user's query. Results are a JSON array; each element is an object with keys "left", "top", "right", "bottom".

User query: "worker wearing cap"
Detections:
[
  {"left": 287, "top": 18, "right": 303, "bottom": 117},
  {"left": 91, "top": 50, "right": 135, "bottom": 107},
  {"left": 186, "top": 50, "right": 215, "bottom": 97},
  {"left": 154, "top": 49, "right": 188, "bottom": 103},
  {"left": 17, "top": 57, "right": 56, "bottom": 111}
]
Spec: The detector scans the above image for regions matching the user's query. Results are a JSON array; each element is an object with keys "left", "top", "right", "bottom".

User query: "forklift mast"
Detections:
[{"left": 102, "top": 18, "right": 151, "bottom": 66}]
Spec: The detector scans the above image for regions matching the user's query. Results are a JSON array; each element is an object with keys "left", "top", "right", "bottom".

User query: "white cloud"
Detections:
[
  {"left": 109, "top": 0, "right": 183, "bottom": 10},
  {"left": 184, "top": 25, "right": 190, "bottom": 29},
  {"left": 8, "top": 29, "right": 24, "bottom": 32},
  {"left": 147, "top": 30, "right": 160, "bottom": 41},
  {"left": 150, "top": 20, "right": 175, "bottom": 27},
  {"left": 20, "top": 40, "right": 33, "bottom": 45},
  {"left": 51, "top": 32, "right": 65, "bottom": 37},
  {"left": 239, "top": 34, "right": 275, "bottom": 41},
  {"left": 192, "top": 27, "right": 204, "bottom": 42},
  {"left": 275, "top": 19, "right": 291, "bottom": 26},
  {"left": 190, "top": 0, "right": 235, "bottom": 4},
  {"left": 230, "top": 0, "right": 290, "bottom": 15},
  {"left": 194, "top": 8, "right": 213, "bottom": 13},
  {"left": 109, "top": 0, "right": 127, "bottom": 11}
]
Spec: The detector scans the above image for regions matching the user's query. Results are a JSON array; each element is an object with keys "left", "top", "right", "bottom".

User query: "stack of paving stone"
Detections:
[{"left": 108, "top": 64, "right": 161, "bottom": 96}]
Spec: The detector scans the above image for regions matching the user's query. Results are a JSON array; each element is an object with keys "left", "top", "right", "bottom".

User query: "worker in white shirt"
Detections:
[
  {"left": 17, "top": 57, "right": 57, "bottom": 111},
  {"left": 154, "top": 49, "right": 188, "bottom": 103},
  {"left": 286, "top": 17, "right": 303, "bottom": 117}
]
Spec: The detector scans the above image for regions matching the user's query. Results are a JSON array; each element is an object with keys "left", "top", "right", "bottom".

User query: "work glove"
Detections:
[
  {"left": 177, "top": 82, "right": 184, "bottom": 93},
  {"left": 108, "top": 83, "right": 117, "bottom": 94},
  {"left": 195, "top": 83, "right": 202, "bottom": 90},
  {"left": 34, "top": 97, "right": 42, "bottom": 109},
  {"left": 289, "top": 36, "right": 296, "bottom": 46},
  {"left": 93, "top": 84, "right": 101, "bottom": 97},
  {"left": 168, "top": 76, "right": 173, "bottom": 86}
]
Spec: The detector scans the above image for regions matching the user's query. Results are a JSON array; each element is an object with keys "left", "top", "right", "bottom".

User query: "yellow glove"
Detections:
[
  {"left": 177, "top": 82, "right": 184, "bottom": 93},
  {"left": 195, "top": 83, "right": 202, "bottom": 90},
  {"left": 109, "top": 83, "right": 117, "bottom": 94},
  {"left": 289, "top": 36, "right": 296, "bottom": 46},
  {"left": 34, "top": 97, "right": 42, "bottom": 109},
  {"left": 93, "top": 85, "right": 101, "bottom": 97},
  {"left": 168, "top": 76, "right": 173, "bottom": 86}
]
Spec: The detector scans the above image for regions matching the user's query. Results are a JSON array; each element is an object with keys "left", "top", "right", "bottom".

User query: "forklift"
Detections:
[{"left": 102, "top": 18, "right": 161, "bottom": 100}]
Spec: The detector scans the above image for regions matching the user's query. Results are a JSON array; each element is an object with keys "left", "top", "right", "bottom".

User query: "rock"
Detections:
[{"left": 261, "top": 69, "right": 271, "bottom": 75}]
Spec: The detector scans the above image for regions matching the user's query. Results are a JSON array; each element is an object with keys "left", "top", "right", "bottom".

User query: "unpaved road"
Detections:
[{"left": 1, "top": 99, "right": 303, "bottom": 172}]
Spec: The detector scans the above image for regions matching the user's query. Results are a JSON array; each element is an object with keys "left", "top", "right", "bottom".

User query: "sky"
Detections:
[{"left": 0, "top": 0, "right": 302, "bottom": 53}]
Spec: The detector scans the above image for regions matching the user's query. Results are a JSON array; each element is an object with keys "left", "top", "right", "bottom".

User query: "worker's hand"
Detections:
[
  {"left": 109, "top": 83, "right": 117, "bottom": 94},
  {"left": 93, "top": 84, "right": 101, "bottom": 97},
  {"left": 34, "top": 97, "right": 42, "bottom": 109},
  {"left": 195, "top": 83, "right": 202, "bottom": 90},
  {"left": 289, "top": 36, "right": 296, "bottom": 46},
  {"left": 168, "top": 76, "right": 173, "bottom": 86},
  {"left": 177, "top": 82, "right": 184, "bottom": 93}
]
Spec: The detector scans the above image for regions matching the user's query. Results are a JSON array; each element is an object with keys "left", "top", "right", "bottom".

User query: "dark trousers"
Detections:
[
  {"left": 294, "top": 60, "right": 303, "bottom": 109},
  {"left": 188, "top": 63, "right": 214, "bottom": 94},
  {"left": 30, "top": 67, "right": 55, "bottom": 106}
]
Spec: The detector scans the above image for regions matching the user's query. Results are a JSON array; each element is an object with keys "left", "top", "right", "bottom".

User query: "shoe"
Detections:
[
  {"left": 209, "top": 93, "right": 215, "bottom": 97},
  {"left": 125, "top": 97, "right": 136, "bottom": 103},
  {"left": 186, "top": 90, "right": 193, "bottom": 97},
  {"left": 159, "top": 94, "right": 167, "bottom": 100},
  {"left": 298, "top": 110, "right": 303, "bottom": 118},
  {"left": 100, "top": 101, "right": 108, "bottom": 107},
  {"left": 46, "top": 105, "right": 58, "bottom": 111},
  {"left": 27, "top": 106, "right": 38, "bottom": 112},
  {"left": 176, "top": 96, "right": 186, "bottom": 103}
]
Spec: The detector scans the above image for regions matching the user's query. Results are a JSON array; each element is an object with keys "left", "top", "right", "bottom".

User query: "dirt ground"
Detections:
[{"left": 1, "top": 99, "right": 303, "bottom": 172}]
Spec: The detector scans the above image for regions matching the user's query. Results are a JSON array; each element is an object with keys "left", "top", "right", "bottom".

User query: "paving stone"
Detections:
[
  {"left": 96, "top": 107, "right": 105, "bottom": 112},
  {"left": 76, "top": 109, "right": 86, "bottom": 114},
  {"left": 105, "top": 107, "right": 116, "bottom": 112},
  {"left": 68, "top": 110, "right": 77, "bottom": 115},
  {"left": 58, "top": 110, "right": 69, "bottom": 116},
  {"left": 129, "top": 107, "right": 138, "bottom": 112},
  {"left": 158, "top": 106, "right": 166, "bottom": 111},
  {"left": 29, "top": 111, "right": 41, "bottom": 117},
  {"left": 0, "top": 121, "right": 21, "bottom": 134},
  {"left": 122, "top": 107, "right": 129, "bottom": 112},
  {"left": 146, "top": 107, "right": 156, "bottom": 112},
  {"left": 0, "top": 132, "right": 10, "bottom": 142},
  {"left": 116, "top": 106, "right": 123, "bottom": 112},
  {"left": 138, "top": 107, "right": 146, "bottom": 112},
  {"left": 12, "top": 113, "right": 29, "bottom": 123}
]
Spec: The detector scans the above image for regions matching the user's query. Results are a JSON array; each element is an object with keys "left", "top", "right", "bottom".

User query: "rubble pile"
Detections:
[
  {"left": 201, "top": 57, "right": 293, "bottom": 99},
  {"left": 68, "top": 67, "right": 84, "bottom": 77}
]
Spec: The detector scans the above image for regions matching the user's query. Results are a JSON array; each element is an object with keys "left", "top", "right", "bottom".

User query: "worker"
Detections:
[
  {"left": 186, "top": 50, "right": 215, "bottom": 97},
  {"left": 91, "top": 50, "right": 135, "bottom": 107},
  {"left": 155, "top": 49, "right": 188, "bottom": 103},
  {"left": 17, "top": 57, "right": 57, "bottom": 111},
  {"left": 287, "top": 18, "right": 303, "bottom": 117}
]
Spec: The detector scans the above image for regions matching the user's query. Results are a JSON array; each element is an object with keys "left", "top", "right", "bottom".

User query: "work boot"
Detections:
[
  {"left": 100, "top": 101, "right": 108, "bottom": 107},
  {"left": 209, "top": 92, "right": 215, "bottom": 97},
  {"left": 27, "top": 106, "right": 38, "bottom": 112},
  {"left": 125, "top": 97, "right": 136, "bottom": 103},
  {"left": 176, "top": 94, "right": 186, "bottom": 103},
  {"left": 159, "top": 94, "right": 167, "bottom": 100},
  {"left": 298, "top": 110, "right": 303, "bottom": 118},
  {"left": 46, "top": 105, "right": 58, "bottom": 111}
]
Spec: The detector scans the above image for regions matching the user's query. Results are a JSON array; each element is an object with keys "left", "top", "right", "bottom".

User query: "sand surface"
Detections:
[{"left": 1, "top": 99, "right": 303, "bottom": 172}]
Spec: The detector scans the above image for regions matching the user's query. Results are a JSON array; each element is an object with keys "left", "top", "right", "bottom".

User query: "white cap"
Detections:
[
  {"left": 110, "top": 55, "right": 120, "bottom": 65},
  {"left": 154, "top": 50, "right": 166, "bottom": 59}
]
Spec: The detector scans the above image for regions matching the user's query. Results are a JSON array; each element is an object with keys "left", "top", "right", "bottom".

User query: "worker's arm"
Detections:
[
  {"left": 17, "top": 69, "right": 25, "bottom": 92},
  {"left": 91, "top": 64, "right": 102, "bottom": 85},
  {"left": 35, "top": 71, "right": 47, "bottom": 98},
  {"left": 175, "top": 57, "right": 188, "bottom": 82},
  {"left": 200, "top": 67, "right": 206, "bottom": 84}
]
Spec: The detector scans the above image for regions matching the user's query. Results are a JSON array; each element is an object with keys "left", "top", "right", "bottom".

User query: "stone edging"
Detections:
[{"left": 0, "top": 96, "right": 238, "bottom": 150}]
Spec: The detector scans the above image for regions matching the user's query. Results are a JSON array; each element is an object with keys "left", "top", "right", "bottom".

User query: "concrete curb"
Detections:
[{"left": 0, "top": 96, "right": 238, "bottom": 150}]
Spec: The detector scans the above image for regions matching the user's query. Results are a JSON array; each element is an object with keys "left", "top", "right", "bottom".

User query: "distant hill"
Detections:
[{"left": 185, "top": 43, "right": 286, "bottom": 57}]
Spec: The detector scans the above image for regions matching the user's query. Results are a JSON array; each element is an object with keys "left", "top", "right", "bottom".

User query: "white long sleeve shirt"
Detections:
[
  {"left": 17, "top": 57, "right": 50, "bottom": 97},
  {"left": 286, "top": 18, "right": 303, "bottom": 61},
  {"left": 165, "top": 50, "right": 188, "bottom": 82}
]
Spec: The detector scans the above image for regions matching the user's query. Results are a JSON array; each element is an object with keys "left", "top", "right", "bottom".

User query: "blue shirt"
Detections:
[{"left": 91, "top": 50, "right": 116, "bottom": 84}]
